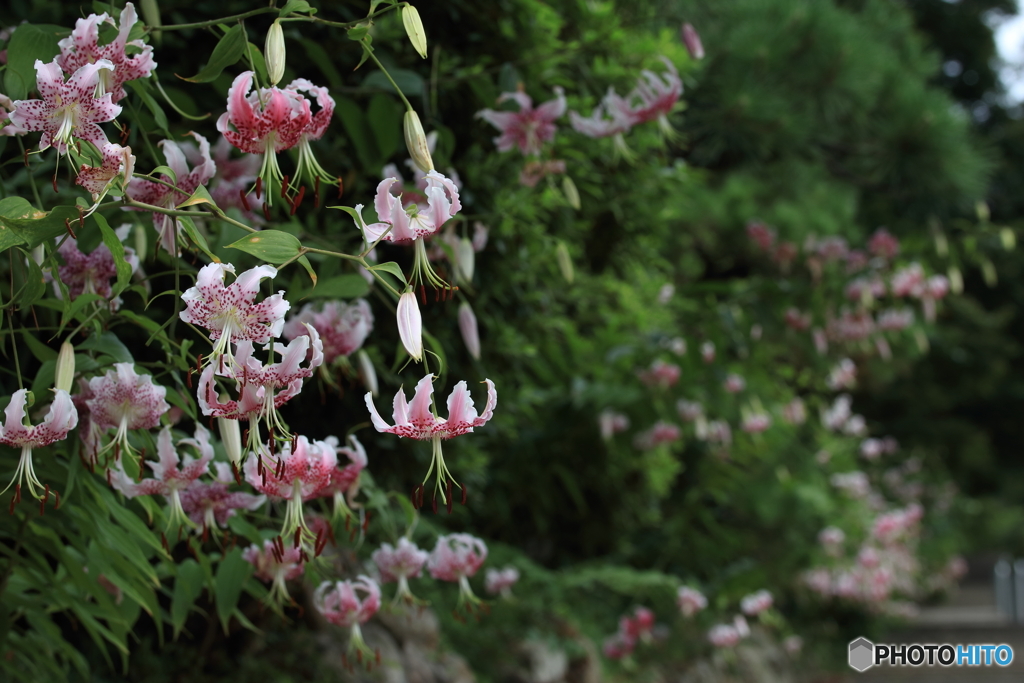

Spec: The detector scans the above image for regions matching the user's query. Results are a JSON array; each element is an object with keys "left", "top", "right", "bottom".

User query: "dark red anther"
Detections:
[
  {"left": 256, "top": 455, "right": 264, "bottom": 477},
  {"left": 291, "top": 433, "right": 298, "bottom": 452},
  {"left": 435, "top": 287, "right": 440, "bottom": 303},
  {"left": 208, "top": 416, "right": 214, "bottom": 430},
  {"left": 239, "top": 189, "right": 251, "bottom": 212},
  {"left": 54, "top": 491, "right": 61, "bottom": 510},
  {"left": 114, "top": 443, "right": 121, "bottom": 463},
  {"left": 64, "top": 218, "right": 77, "bottom": 239},
  {"left": 196, "top": 354, "right": 204, "bottom": 373},
  {"left": 106, "top": 468, "right": 112, "bottom": 486},
  {"left": 299, "top": 549, "right": 309, "bottom": 563},
  {"left": 231, "top": 462, "right": 242, "bottom": 486},
  {"left": 326, "top": 521, "right": 336, "bottom": 546},
  {"left": 219, "top": 354, "right": 225, "bottom": 374},
  {"left": 161, "top": 532, "right": 170, "bottom": 553},
  {"left": 281, "top": 175, "right": 290, "bottom": 198},
  {"left": 293, "top": 527, "right": 301, "bottom": 548},
  {"left": 177, "top": 525, "right": 184, "bottom": 544},
  {"left": 262, "top": 201, "right": 272, "bottom": 222},
  {"left": 375, "top": 648, "right": 381, "bottom": 666},
  {"left": 120, "top": 125, "right": 130, "bottom": 145},
  {"left": 349, "top": 528, "right": 357, "bottom": 543},
  {"left": 186, "top": 369, "right": 193, "bottom": 389},
  {"left": 22, "top": 146, "right": 29, "bottom": 167},
  {"left": 276, "top": 457, "right": 285, "bottom": 479},
  {"left": 201, "top": 524, "right": 209, "bottom": 544},
  {"left": 8, "top": 495, "right": 15, "bottom": 515},
  {"left": 356, "top": 649, "right": 363, "bottom": 664},
  {"left": 14, "top": 484, "right": 21, "bottom": 505},
  {"left": 242, "top": 428, "right": 249, "bottom": 445},
  {"left": 362, "top": 510, "right": 371, "bottom": 532},
  {"left": 255, "top": 177, "right": 263, "bottom": 200},
  {"left": 261, "top": 468, "right": 267, "bottom": 487},
  {"left": 344, "top": 514, "right": 351, "bottom": 531},
  {"left": 52, "top": 175, "right": 59, "bottom": 193},
  {"left": 314, "top": 177, "right": 321, "bottom": 206},
  {"left": 419, "top": 285, "right": 427, "bottom": 305},
  {"left": 292, "top": 187, "right": 306, "bottom": 215},
  {"left": 336, "top": 177, "right": 344, "bottom": 198}
]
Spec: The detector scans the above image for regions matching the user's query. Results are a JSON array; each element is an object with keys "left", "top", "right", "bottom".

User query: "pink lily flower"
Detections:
[
  {"left": 677, "top": 586, "right": 708, "bottom": 617},
  {"left": 286, "top": 78, "right": 337, "bottom": 189},
  {"left": 56, "top": 2, "right": 156, "bottom": 104},
  {"left": 85, "top": 363, "right": 169, "bottom": 458},
  {"left": 603, "top": 632, "right": 636, "bottom": 659},
  {"left": 314, "top": 576, "right": 382, "bottom": 667},
  {"left": 243, "top": 539, "right": 304, "bottom": 603},
  {"left": 109, "top": 425, "right": 213, "bottom": 527},
  {"left": 476, "top": 87, "right": 566, "bottom": 156},
  {"left": 0, "top": 389, "right": 78, "bottom": 502},
  {"left": 54, "top": 227, "right": 139, "bottom": 310},
  {"left": 76, "top": 142, "right": 135, "bottom": 201},
  {"left": 365, "top": 374, "right": 496, "bottom": 509},
  {"left": 484, "top": 566, "right": 520, "bottom": 598},
  {"left": 681, "top": 23, "right": 705, "bottom": 60},
  {"left": 180, "top": 462, "right": 265, "bottom": 533},
  {"left": 633, "top": 421, "right": 681, "bottom": 450},
  {"left": 198, "top": 324, "right": 323, "bottom": 449},
  {"left": 242, "top": 434, "right": 337, "bottom": 540},
  {"left": 282, "top": 299, "right": 374, "bottom": 365},
  {"left": 318, "top": 435, "right": 367, "bottom": 522},
  {"left": 216, "top": 71, "right": 312, "bottom": 205},
  {"left": 625, "top": 57, "right": 682, "bottom": 136},
  {"left": 126, "top": 132, "right": 215, "bottom": 254},
  {"left": 428, "top": 533, "right": 488, "bottom": 609},
  {"left": 598, "top": 409, "right": 630, "bottom": 440},
  {"left": 179, "top": 262, "right": 290, "bottom": 363},
  {"left": 0, "top": 94, "right": 27, "bottom": 136},
  {"left": 354, "top": 171, "right": 462, "bottom": 244},
  {"left": 740, "top": 589, "right": 773, "bottom": 616},
  {"left": 10, "top": 59, "right": 121, "bottom": 153},
  {"left": 708, "top": 624, "right": 741, "bottom": 648},
  {"left": 569, "top": 87, "right": 636, "bottom": 159},
  {"left": 372, "top": 537, "right": 429, "bottom": 604}
]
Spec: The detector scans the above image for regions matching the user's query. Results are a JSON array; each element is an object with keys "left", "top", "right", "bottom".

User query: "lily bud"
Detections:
[
  {"left": 356, "top": 349, "right": 378, "bottom": 397},
  {"left": 397, "top": 291, "right": 423, "bottom": 362},
  {"left": 456, "top": 237, "right": 475, "bottom": 283},
  {"left": 402, "top": 5, "right": 428, "bottom": 59},
  {"left": 266, "top": 20, "right": 286, "bottom": 86},
  {"left": 948, "top": 265, "right": 963, "bottom": 294},
  {"left": 933, "top": 231, "right": 948, "bottom": 258},
  {"left": 404, "top": 110, "right": 434, "bottom": 173},
  {"left": 556, "top": 241, "right": 574, "bottom": 284},
  {"left": 140, "top": 0, "right": 162, "bottom": 41},
  {"left": 54, "top": 342, "right": 76, "bottom": 394},
  {"left": 562, "top": 176, "right": 581, "bottom": 210},
  {"left": 976, "top": 200, "right": 990, "bottom": 223},
  {"left": 681, "top": 23, "right": 705, "bottom": 60},
  {"left": 1001, "top": 227, "right": 1016, "bottom": 251},
  {"left": 218, "top": 417, "right": 242, "bottom": 465},
  {"left": 30, "top": 244, "right": 45, "bottom": 267},
  {"left": 458, "top": 302, "right": 481, "bottom": 360},
  {"left": 981, "top": 258, "right": 997, "bottom": 287}
]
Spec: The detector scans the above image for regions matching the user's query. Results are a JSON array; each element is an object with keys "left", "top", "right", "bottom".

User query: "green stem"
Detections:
[
  {"left": 152, "top": 8, "right": 277, "bottom": 32},
  {"left": 364, "top": 47, "right": 414, "bottom": 111}
]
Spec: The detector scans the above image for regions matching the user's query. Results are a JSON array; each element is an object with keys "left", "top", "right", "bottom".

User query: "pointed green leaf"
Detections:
[
  {"left": 215, "top": 548, "right": 252, "bottom": 632},
  {"left": 171, "top": 559, "right": 206, "bottom": 639},
  {"left": 226, "top": 230, "right": 302, "bottom": 264},
  {"left": 93, "top": 213, "right": 132, "bottom": 295},
  {"left": 180, "top": 25, "right": 247, "bottom": 83}
]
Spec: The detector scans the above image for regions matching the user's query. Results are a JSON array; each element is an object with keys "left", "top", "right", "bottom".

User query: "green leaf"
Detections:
[
  {"left": 177, "top": 184, "right": 219, "bottom": 210},
  {"left": 180, "top": 25, "right": 247, "bottom": 83},
  {"left": 126, "top": 79, "right": 171, "bottom": 137},
  {"left": 21, "top": 330, "right": 57, "bottom": 363},
  {"left": 77, "top": 331, "right": 133, "bottom": 363},
  {"left": 177, "top": 216, "right": 220, "bottom": 263},
  {"left": 297, "top": 254, "right": 318, "bottom": 287},
  {"left": 4, "top": 24, "right": 68, "bottom": 101},
  {"left": 0, "top": 205, "right": 81, "bottom": 250},
  {"left": 298, "top": 274, "right": 368, "bottom": 300},
  {"left": 226, "top": 230, "right": 302, "bottom": 264},
  {"left": 279, "top": 0, "right": 317, "bottom": 15},
  {"left": 369, "top": 261, "right": 407, "bottom": 286},
  {"left": 335, "top": 99, "right": 378, "bottom": 171},
  {"left": 148, "top": 165, "right": 178, "bottom": 184},
  {"left": 214, "top": 548, "right": 251, "bottom": 632},
  {"left": 367, "top": 94, "right": 402, "bottom": 163},
  {"left": 171, "top": 559, "right": 206, "bottom": 639},
  {"left": 18, "top": 255, "right": 46, "bottom": 308},
  {"left": 93, "top": 214, "right": 132, "bottom": 295}
]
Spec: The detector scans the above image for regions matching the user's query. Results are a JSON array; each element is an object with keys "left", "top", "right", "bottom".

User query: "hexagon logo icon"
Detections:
[{"left": 849, "top": 637, "right": 875, "bottom": 672}]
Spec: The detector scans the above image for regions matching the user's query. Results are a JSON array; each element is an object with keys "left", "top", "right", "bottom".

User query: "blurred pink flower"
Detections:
[
  {"left": 429, "top": 533, "right": 488, "bottom": 607},
  {"left": 476, "top": 87, "right": 566, "bottom": 156},
  {"left": 485, "top": 566, "right": 520, "bottom": 598},
  {"left": 868, "top": 228, "right": 900, "bottom": 259},
  {"left": 637, "top": 359, "right": 680, "bottom": 388},
  {"left": 740, "top": 589, "right": 773, "bottom": 616},
  {"left": 283, "top": 299, "right": 373, "bottom": 364},
  {"left": 677, "top": 586, "right": 708, "bottom": 617}
]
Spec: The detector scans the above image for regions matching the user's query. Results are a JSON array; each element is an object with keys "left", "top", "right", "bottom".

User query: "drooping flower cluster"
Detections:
[
  {"left": 86, "top": 363, "right": 169, "bottom": 458},
  {"left": 677, "top": 586, "right": 708, "bottom": 617},
  {"left": 314, "top": 576, "right": 382, "bottom": 667},
  {"left": 53, "top": 227, "right": 139, "bottom": 310},
  {"left": 0, "top": 389, "right": 78, "bottom": 504},
  {"left": 428, "top": 533, "right": 488, "bottom": 610},
  {"left": 484, "top": 566, "right": 520, "bottom": 598},
  {"left": 243, "top": 539, "right": 304, "bottom": 603},
  {"left": 372, "top": 537, "right": 429, "bottom": 604},
  {"left": 476, "top": 88, "right": 566, "bottom": 156}
]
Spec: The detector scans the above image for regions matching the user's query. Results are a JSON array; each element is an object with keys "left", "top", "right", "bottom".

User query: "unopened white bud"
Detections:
[
  {"left": 562, "top": 176, "right": 581, "bottom": 210},
  {"left": 265, "top": 20, "right": 286, "bottom": 86},
  {"left": 218, "top": 417, "right": 242, "bottom": 465},
  {"left": 556, "top": 241, "right": 574, "bottom": 284},
  {"left": 404, "top": 110, "right": 434, "bottom": 173},
  {"left": 458, "top": 302, "right": 481, "bottom": 360},
  {"left": 54, "top": 342, "right": 76, "bottom": 394},
  {"left": 402, "top": 5, "right": 428, "bottom": 59},
  {"left": 1001, "top": 227, "right": 1016, "bottom": 251},
  {"left": 356, "top": 349, "right": 378, "bottom": 397},
  {"left": 397, "top": 291, "right": 423, "bottom": 362},
  {"left": 456, "top": 237, "right": 475, "bottom": 283}
]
